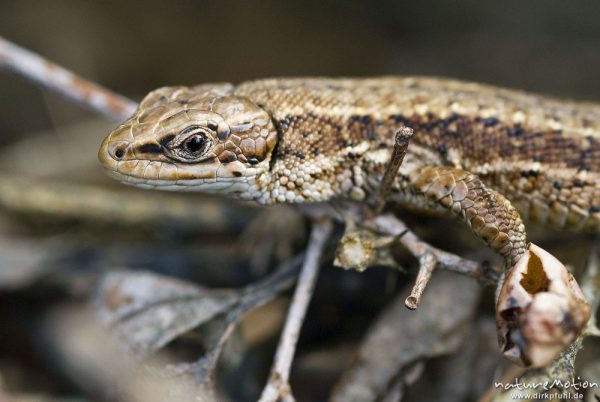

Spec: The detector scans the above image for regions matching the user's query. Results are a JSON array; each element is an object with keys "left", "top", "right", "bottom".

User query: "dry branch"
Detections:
[
  {"left": 0, "top": 35, "right": 136, "bottom": 120},
  {"left": 365, "top": 213, "right": 500, "bottom": 285},
  {"left": 196, "top": 255, "right": 304, "bottom": 385},
  {"left": 259, "top": 219, "right": 333, "bottom": 402}
]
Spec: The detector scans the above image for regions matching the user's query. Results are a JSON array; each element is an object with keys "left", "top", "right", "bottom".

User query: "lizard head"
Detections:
[{"left": 98, "top": 84, "right": 278, "bottom": 201}]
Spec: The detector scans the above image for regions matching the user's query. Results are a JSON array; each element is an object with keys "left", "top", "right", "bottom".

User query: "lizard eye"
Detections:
[
  {"left": 183, "top": 134, "right": 207, "bottom": 154},
  {"left": 168, "top": 126, "right": 213, "bottom": 162}
]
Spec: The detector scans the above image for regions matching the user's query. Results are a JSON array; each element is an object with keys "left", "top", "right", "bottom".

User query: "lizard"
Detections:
[
  {"left": 98, "top": 77, "right": 600, "bottom": 268},
  {"left": 98, "top": 76, "right": 599, "bottom": 367}
]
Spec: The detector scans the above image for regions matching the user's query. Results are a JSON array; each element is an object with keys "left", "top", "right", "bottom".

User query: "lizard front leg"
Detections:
[
  {"left": 409, "top": 165, "right": 527, "bottom": 269},
  {"left": 406, "top": 166, "right": 591, "bottom": 367}
]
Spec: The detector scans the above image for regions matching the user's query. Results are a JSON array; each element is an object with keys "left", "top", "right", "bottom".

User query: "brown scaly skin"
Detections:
[{"left": 98, "top": 77, "right": 600, "bottom": 270}]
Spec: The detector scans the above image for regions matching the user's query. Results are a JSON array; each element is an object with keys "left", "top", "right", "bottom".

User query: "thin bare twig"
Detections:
[
  {"left": 259, "top": 219, "right": 333, "bottom": 402},
  {"left": 0, "top": 36, "right": 136, "bottom": 120},
  {"left": 367, "top": 213, "right": 500, "bottom": 285},
  {"left": 317, "top": 204, "right": 497, "bottom": 309},
  {"left": 196, "top": 255, "right": 304, "bottom": 384},
  {"left": 405, "top": 251, "right": 436, "bottom": 310},
  {"left": 369, "top": 127, "right": 413, "bottom": 215}
]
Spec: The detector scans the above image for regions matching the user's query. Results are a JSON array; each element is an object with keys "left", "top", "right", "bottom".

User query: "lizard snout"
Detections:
[{"left": 98, "top": 136, "right": 131, "bottom": 170}]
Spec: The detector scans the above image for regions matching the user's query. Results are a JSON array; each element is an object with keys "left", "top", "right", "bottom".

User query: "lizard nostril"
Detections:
[{"left": 111, "top": 143, "right": 128, "bottom": 160}]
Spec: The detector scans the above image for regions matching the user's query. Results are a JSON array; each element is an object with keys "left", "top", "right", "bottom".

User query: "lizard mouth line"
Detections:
[{"left": 103, "top": 166, "right": 256, "bottom": 192}]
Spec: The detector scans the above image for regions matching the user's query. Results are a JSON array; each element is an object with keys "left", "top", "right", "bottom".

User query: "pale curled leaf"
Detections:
[
  {"left": 496, "top": 243, "right": 591, "bottom": 368},
  {"left": 95, "top": 271, "right": 239, "bottom": 356}
]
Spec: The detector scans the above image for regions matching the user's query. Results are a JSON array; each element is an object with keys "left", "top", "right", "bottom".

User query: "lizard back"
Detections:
[{"left": 234, "top": 77, "right": 600, "bottom": 231}]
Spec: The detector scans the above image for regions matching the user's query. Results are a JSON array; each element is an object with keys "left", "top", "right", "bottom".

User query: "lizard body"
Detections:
[{"left": 99, "top": 77, "right": 600, "bottom": 269}]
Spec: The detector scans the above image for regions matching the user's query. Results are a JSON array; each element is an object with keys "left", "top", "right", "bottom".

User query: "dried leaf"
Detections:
[
  {"left": 496, "top": 243, "right": 590, "bottom": 367},
  {"left": 331, "top": 271, "right": 481, "bottom": 402},
  {"left": 48, "top": 308, "right": 216, "bottom": 402},
  {"left": 95, "top": 271, "right": 239, "bottom": 356}
]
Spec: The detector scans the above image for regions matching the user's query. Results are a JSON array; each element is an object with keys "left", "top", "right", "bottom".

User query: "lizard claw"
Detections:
[{"left": 496, "top": 242, "right": 590, "bottom": 367}]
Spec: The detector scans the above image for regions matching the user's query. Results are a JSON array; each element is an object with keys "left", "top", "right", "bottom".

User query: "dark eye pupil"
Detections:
[{"left": 185, "top": 135, "right": 204, "bottom": 153}]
